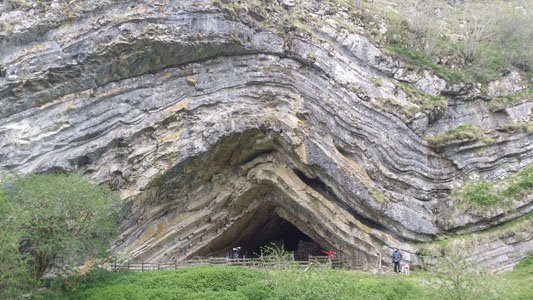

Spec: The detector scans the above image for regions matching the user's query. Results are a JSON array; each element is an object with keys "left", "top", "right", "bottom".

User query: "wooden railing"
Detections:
[{"left": 112, "top": 255, "right": 347, "bottom": 272}]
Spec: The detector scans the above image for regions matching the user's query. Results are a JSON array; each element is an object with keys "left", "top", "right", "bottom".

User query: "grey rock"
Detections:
[
  {"left": 488, "top": 71, "right": 526, "bottom": 97},
  {"left": 0, "top": 0, "right": 531, "bottom": 271}
]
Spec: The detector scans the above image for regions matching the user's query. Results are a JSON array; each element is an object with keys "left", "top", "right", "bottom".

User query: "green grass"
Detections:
[
  {"left": 462, "top": 182, "right": 500, "bottom": 205},
  {"left": 266, "top": 268, "right": 427, "bottom": 300},
  {"left": 489, "top": 88, "right": 533, "bottom": 111},
  {"left": 49, "top": 266, "right": 433, "bottom": 300},
  {"left": 492, "top": 256, "right": 533, "bottom": 300},
  {"left": 443, "top": 166, "right": 533, "bottom": 226},
  {"left": 459, "top": 165, "right": 533, "bottom": 206},
  {"left": 53, "top": 267, "right": 268, "bottom": 300},
  {"left": 425, "top": 124, "right": 494, "bottom": 147},
  {"left": 422, "top": 213, "right": 532, "bottom": 253},
  {"left": 501, "top": 121, "right": 533, "bottom": 134},
  {"left": 386, "top": 46, "right": 474, "bottom": 83},
  {"left": 394, "top": 81, "right": 448, "bottom": 112},
  {"left": 43, "top": 259, "right": 533, "bottom": 300}
]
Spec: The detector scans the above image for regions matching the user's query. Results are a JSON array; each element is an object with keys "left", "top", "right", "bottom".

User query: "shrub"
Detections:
[
  {"left": 58, "top": 267, "right": 266, "bottom": 299},
  {"left": 258, "top": 243, "right": 298, "bottom": 269},
  {"left": 382, "top": 0, "right": 532, "bottom": 83},
  {"left": 0, "top": 173, "right": 120, "bottom": 299},
  {"left": 423, "top": 239, "right": 495, "bottom": 300}
]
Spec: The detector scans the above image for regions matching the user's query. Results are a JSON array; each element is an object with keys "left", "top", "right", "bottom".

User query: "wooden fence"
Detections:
[{"left": 112, "top": 255, "right": 346, "bottom": 272}]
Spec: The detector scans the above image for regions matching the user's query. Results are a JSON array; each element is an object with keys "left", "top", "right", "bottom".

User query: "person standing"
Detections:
[
  {"left": 232, "top": 247, "right": 241, "bottom": 259},
  {"left": 392, "top": 248, "right": 402, "bottom": 273}
]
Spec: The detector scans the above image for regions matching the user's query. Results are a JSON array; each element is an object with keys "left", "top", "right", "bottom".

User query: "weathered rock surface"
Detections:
[
  {"left": 0, "top": 0, "right": 531, "bottom": 270},
  {"left": 488, "top": 71, "right": 526, "bottom": 97}
]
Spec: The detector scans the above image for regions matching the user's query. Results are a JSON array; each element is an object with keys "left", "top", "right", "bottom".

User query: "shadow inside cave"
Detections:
[{"left": 191, "top": 203, "right": 327, "bottom": 260}]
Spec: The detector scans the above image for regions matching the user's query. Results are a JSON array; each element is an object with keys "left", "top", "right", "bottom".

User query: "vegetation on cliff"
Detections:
[
  {"left": 453, "top": 166, "right": 533, "bottom": 208},
  {"left": 424, "top": 124, "right": 495, "bottom": 147},
  {"left": 216, "top": 0, "right": 532, "bottom": 79},
  {"left": 383, "top": 1, "right": 532, "bottom": 82}
]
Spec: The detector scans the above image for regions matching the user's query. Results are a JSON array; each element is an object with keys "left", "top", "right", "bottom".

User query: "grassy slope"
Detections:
[
  {"left": 49, "top": 259, "right": 532, "bottom": 300},
  {"left": 492, "top": 256, "right": 533, "bottom": 300}
]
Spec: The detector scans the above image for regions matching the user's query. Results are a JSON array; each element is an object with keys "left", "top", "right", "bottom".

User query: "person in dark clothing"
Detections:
[
  {"left": 392, "top": 248, "right": 402, "bottom": 273},
  {"left": 232, "top": 247, "right": 241, "bottom": 259}
]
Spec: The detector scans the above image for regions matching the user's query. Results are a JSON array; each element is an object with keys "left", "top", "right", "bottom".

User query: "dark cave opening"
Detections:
[
  {"left": 242, "top": 217, "right": 324, "bottom": 259},
  {"left": 194, "top": 205, "right": 325, "bottom": 260}
]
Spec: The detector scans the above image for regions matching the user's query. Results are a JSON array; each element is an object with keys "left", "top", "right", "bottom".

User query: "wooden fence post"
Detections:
[{"left": 141, "top": 260, "right": 144, "bottom": 272}]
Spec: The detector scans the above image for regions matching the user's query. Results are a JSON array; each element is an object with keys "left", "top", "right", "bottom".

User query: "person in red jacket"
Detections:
[{"left": 323, "top": 250, "right": 336, "bottom": 260}]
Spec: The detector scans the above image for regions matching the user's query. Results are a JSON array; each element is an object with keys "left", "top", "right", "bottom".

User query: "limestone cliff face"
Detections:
[{"left": 0, "top": 0, "right": 531, "bottom": 271}]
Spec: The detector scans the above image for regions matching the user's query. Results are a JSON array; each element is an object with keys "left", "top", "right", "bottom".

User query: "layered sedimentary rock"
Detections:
[{"left": 0, "top": 0, "right": 531, "bottom": 270}]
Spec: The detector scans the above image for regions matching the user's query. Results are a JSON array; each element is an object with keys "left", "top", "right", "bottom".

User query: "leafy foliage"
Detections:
[
  {"left": 422, "top": 239, "right": 495, "bottom": 300},
  {"left": 258, "top": 243, "right": 298, "bottom": 269},
  {"left": 58, "top": 267, "right": 269, "bottom": 300},
  {"left": 213, "top": 0, "right": 531, "bottom": 88},
  {"left": 0, "top": 191, "right": 36, "bottom": 298},
  {"left": 54, "top": 265, "right": 430, "bottom": 300},
  {"left": 0, "top": 173, "right": 120, "bottom": 299},
  {"left": 382, "top": 0, "right": 533, "bottom": 83},
  {"left": 43, "top": 253, "right": 533, "bottom": 300}
]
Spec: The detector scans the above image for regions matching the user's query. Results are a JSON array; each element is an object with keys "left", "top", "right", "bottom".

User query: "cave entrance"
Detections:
[
  {"left": 193, "top": 203, "right": 325, "bottom": 260},
  {"left": 242, "top": 216, "right": 324, "bottom": 260}
]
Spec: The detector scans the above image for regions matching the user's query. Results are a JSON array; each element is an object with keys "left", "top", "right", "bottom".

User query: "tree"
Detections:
[
  {"left": 0, "top": 177, "right": 36, "bottom": 299},
  {"left": 0, "top": 173, "right": 120, "bottom": 298},
  {"left": 423, "top": 238, "right": 496, "bottom": 300}
]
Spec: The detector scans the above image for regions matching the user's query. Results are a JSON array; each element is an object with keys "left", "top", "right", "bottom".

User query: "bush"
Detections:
[
  {"left": 237, "top": 282, "right": 272, "bottom": 300},
  {"left": 0, "top": 173, "right": 120, "bottom": 299},
  {"left": 267, "top": 268, "right": 426, "bottom": 300},
  {"left": 57, "top": 266, "right": 431, "bottom": 300},
  {"left": 382, "top": 0, "right": 532, "bottom": 83},
  {"left": 425, "top": 239, "right": 496, "bottom": 300},
  {"left": 58, "top": 267, "right": 267, "bottom": 299}
]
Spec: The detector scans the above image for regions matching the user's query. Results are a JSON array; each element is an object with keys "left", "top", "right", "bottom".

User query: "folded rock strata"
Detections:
[{"left": 0, "top": 0, "right": 531, "bottom": 270}]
